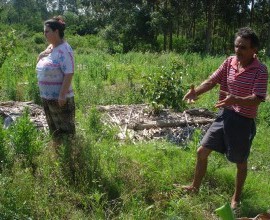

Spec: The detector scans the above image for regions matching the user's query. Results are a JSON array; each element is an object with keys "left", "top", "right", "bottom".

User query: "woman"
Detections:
[{"left": 36, "top": 16, "right": 75, "bottom": 145}]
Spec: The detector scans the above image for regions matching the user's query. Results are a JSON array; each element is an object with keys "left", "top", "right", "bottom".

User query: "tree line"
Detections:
[{"left": 0, "top": 0, "right": 270, "bottom": 55}]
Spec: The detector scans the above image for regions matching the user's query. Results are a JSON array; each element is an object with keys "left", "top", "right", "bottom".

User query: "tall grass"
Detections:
[{"left": 0, "top": 35, "right": 269, "bottom": 219}]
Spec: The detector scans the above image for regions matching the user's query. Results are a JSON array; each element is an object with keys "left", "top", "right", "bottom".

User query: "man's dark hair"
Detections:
[{"left": 235, "top": 27, "right": 260, "bottom": 49}]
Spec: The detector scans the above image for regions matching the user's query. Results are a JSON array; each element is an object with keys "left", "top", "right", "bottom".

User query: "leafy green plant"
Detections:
[
  {"left": 141, "top": 59, "right": 187, "bottom": 112},
  {"left": 32, "top": 32, "right": 45, "bottom": 45},
  {"left": 258, "top": 48, "right": 268, "bottom": 63},
  {"left": 0, "top": 28, "right": 17, "bottom": 68},
  {"left": 9, "top": 108, "right": 42, "bottom": 171}
]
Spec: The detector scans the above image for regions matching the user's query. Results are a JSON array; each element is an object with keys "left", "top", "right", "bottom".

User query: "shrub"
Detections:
[
  {"left": 32, "top": 32, "right": 45, "bottom": 44},
  {"left": 141, "top": 58, "right": 187, "bottom": 112},
  {"left": 172, "top": 36, "right": 192, "bottom": 53}
]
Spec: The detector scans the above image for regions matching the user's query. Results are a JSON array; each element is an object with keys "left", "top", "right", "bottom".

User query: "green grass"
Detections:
[{"left": 0, "top": 36, "right": 270, "bottom": 219}]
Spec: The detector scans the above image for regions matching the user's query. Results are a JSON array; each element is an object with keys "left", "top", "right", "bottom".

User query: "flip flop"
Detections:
[{"left": 232, "top": 202, "right": 241, "bottom": 218}]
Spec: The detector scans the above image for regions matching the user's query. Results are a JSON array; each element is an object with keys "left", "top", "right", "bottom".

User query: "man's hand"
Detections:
[
  {"left": 183, "top": 85, "right": 197, "bottom": 104},
  {"left": 215, "top": 91, "right": 263, "bottom": 107},
  {"left": 215, "top": 90, "right": 236, "bottom": 108},
  {"left": 183, "top": 79, "right": 216, "bottom": 104}
]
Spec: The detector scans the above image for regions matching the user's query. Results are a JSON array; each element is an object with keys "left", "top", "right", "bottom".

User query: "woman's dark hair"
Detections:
[
  {"left": 44, "top": 16, "right": 65, "bottom": 39},
  {"left": 235, "top": 27, "right": 260, "bottom": 49}
]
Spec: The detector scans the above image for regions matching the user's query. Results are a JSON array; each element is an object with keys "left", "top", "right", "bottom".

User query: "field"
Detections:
[{"left": 0, "top": 34, "right": 270, "bottom": 219}]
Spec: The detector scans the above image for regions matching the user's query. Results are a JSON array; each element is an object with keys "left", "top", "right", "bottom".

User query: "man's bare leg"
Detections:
[
  {"left": 231, "top": 161, "right": 247, "bottom": 209},
  {"left": 182, "top": 146, "right": 212, "bottom": 192}
]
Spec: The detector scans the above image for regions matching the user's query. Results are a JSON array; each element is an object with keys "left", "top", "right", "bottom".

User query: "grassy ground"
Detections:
[{"left": 0, "top": 43, "right": 270, "bottom": 219}]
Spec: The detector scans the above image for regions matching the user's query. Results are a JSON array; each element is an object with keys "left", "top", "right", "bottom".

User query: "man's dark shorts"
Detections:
[{"left": 200, "top": 108, "right": 256, "bottom": 163}]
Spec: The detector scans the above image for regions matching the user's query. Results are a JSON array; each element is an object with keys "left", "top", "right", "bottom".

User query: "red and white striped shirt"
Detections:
[{"left": 210, "top": 56, "right": 268, "bottom": 118}]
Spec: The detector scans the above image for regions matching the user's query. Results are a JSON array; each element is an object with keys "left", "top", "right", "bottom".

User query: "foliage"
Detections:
[
  {"left": 67, "top": 34, "right": 106, "bottom": 52},
  {"left": 257, "top": 101, "right": 270, "bottom": 126},
  {"left": 0, "top": 49, "right": 39, "bottom": 102},
  {"left": 0, "top": 28, "right": 17, "bottom": 69},
  {"left": 141, "top": 58, "right": 187, "bottom": 112},
  {"left": 27, "top": 73, "right": 42, "bottom": 105},
  {"left": 1, "top": 0, "right": 270, "bottom": 54},
  {"left": 85, "top": 107, "right": 104, "bottom": 140},
  {"left": 100, "top": 25, "right": 123, "bottom": 54},
  {"left": 0, "top": 120, "right": 9, "bottom": 171},
  {"left": 9, "top": 109, "right": 43, "bottom": 170},
  {"left": 0, "top": 171, "right": 35, "bottom": 219},
  {"left": 32, "top": 32, "right": 45, "bottom": 45},
  {"left": 0, "top": 34, "right": 269, "bottom": 219}
]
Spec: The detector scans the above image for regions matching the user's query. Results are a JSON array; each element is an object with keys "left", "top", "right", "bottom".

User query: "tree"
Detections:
[
  {"left": 253, "top": 0, "right": 270, "bottom": 56},
  {"left": 95, "top": 0, "right": 157, "bottom": 52},
  {"left": 0, "top": 0, "right": 270, "bottom": 55}
]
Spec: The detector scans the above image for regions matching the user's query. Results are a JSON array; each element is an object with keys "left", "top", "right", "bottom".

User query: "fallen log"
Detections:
[{"left": 129, "top": 118, "right": 214, "bottom": 131}]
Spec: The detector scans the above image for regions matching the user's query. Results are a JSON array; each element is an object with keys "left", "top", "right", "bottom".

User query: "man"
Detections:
[{"left": 182, "top": 27, "right": 268, "bottom": 211}]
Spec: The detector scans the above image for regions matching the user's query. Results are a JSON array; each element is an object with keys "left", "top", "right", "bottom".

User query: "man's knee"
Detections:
[{"left": 197, "top": 146, "right": 212, "bottom": 160}]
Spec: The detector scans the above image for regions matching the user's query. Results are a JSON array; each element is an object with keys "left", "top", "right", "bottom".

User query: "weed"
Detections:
[{"left": 8, "top": 108, "right": 43, "bottom": 173}]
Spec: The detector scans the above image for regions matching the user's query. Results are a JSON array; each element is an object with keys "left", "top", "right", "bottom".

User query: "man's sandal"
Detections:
[{"left": 232, "top": 202, "right": 241, "bottom": 218}]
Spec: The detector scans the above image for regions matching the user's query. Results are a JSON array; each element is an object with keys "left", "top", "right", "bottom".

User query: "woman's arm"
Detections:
[{"left": 58, "top": 74, "right": 73, "bottom": 107}]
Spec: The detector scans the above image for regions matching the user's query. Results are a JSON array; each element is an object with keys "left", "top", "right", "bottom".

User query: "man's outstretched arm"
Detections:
[{"left": 183, "top": 78, "right": 217, "bottom": 103}]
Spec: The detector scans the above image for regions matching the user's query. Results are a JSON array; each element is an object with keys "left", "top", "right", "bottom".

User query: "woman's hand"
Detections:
[
  {"left": 37, "top": 45, "right": 52, "bottom": 61},
  {"left": 58, "top": 97, "right": 67, "bottom": 107}
]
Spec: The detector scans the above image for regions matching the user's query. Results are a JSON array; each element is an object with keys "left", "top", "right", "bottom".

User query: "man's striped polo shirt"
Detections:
[{"left": 209, "top": 56, "right": 268, "bottom": 118}]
